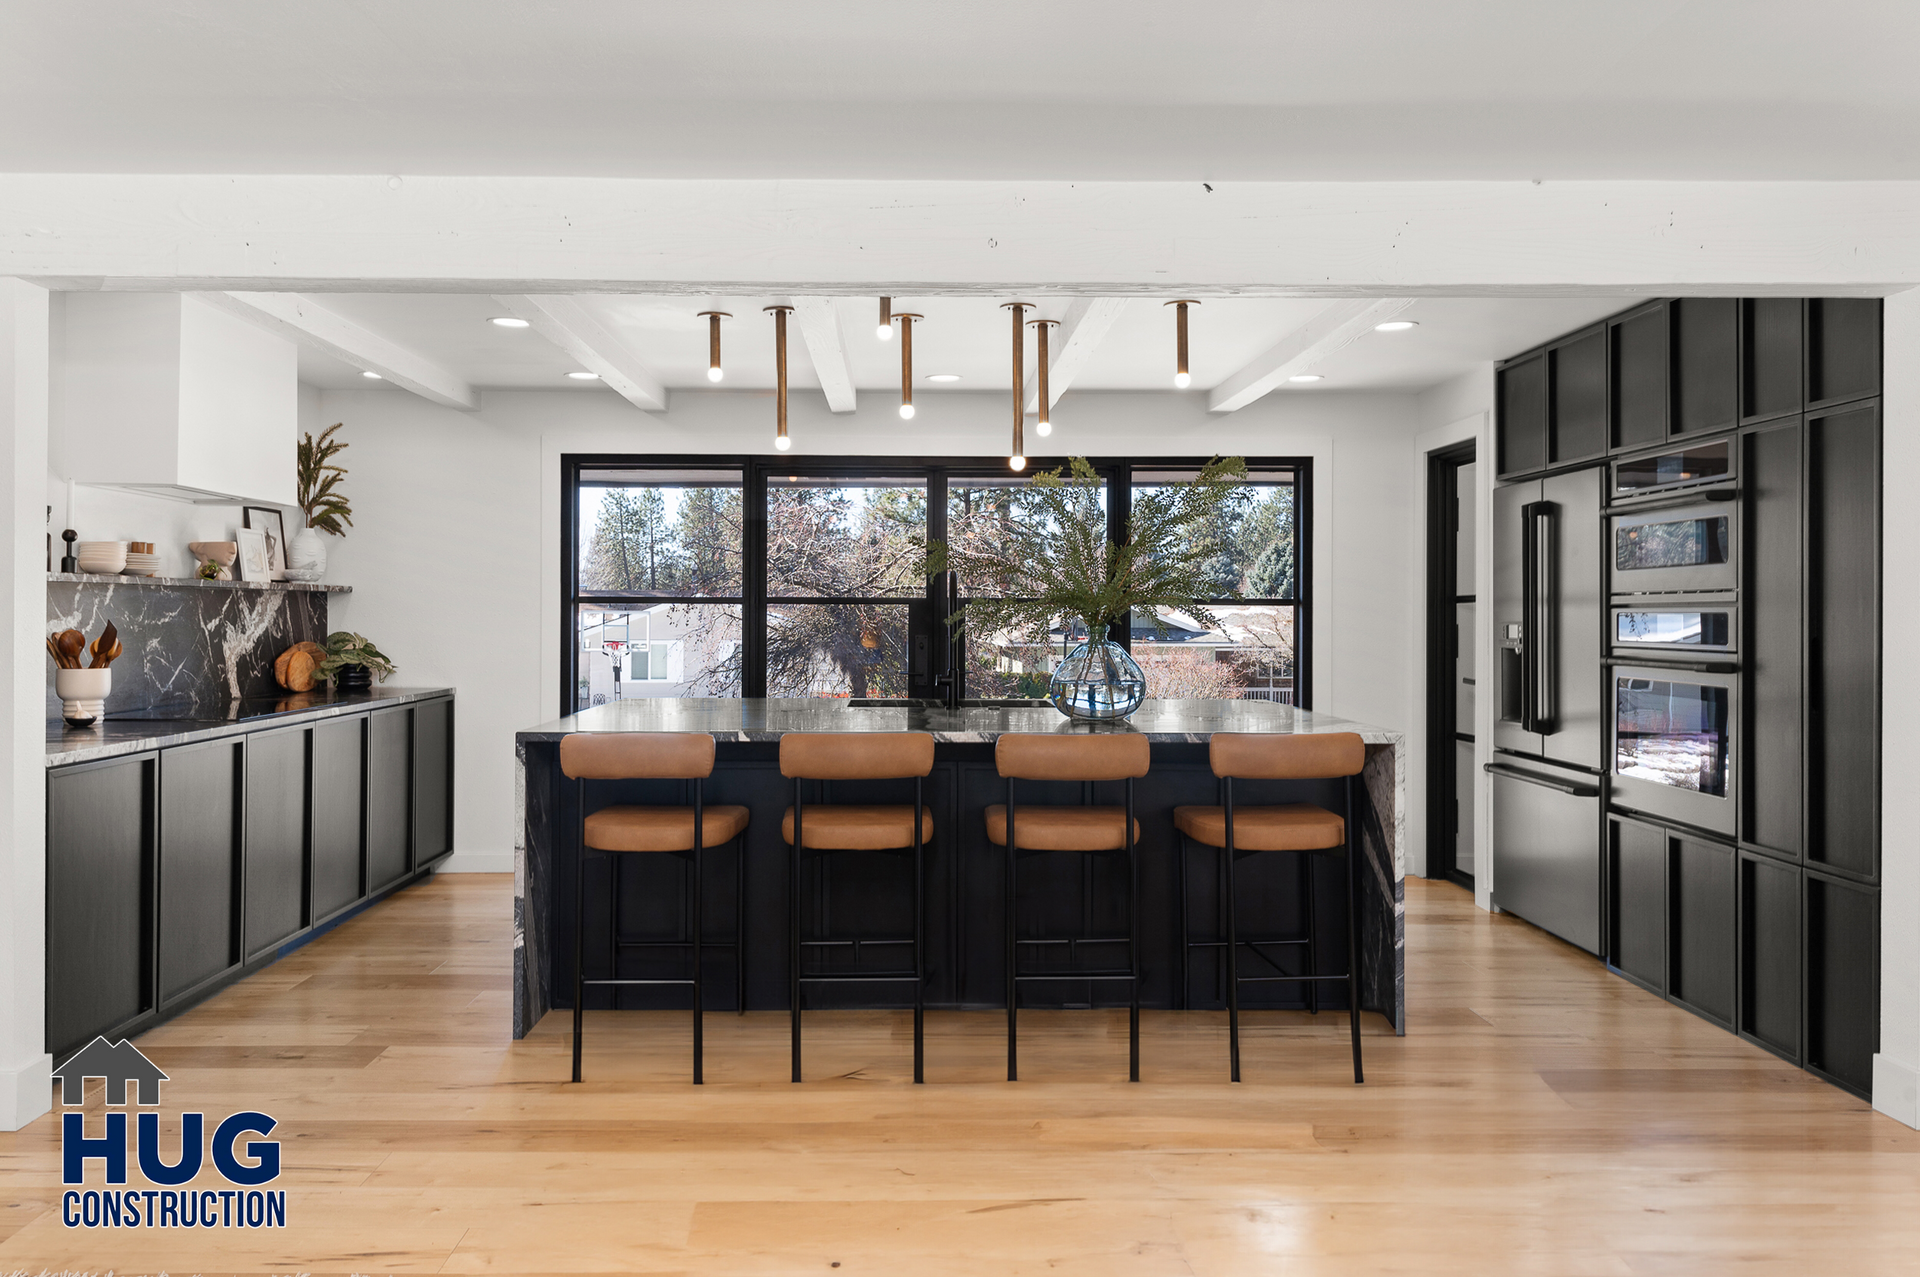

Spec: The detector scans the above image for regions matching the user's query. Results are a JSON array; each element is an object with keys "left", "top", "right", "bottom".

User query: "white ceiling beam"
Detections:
[
  {"left": 790, "top": 296, "right": 856, "bottom": 414},
  {"left": 1207, "top": 299, "right": 1417, "bottom": 413},
  {"left": 490, "top": 294, "right": 668, "bottom": 413},
  {"left": 1023, "top": 297, "right": 1130, "bottom": 413},
  {"left": 193, "top": 290, "right": 478, "bottom": 410}
]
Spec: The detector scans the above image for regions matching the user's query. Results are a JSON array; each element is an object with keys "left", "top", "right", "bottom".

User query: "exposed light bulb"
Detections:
[
  {"left": 707, "top": 366, "right": 724, "bottom": 382},
  {"left": 361, "top": 370, "right": 382, "bottom": 380},
  {"left": 899, "top": 403, "right": 916, "bottom": 420},
  {"left": 1174, "top": 371, "right": 1191, "bottom": 389},
  {"left": 1036, "top": 421, "right": 1053, "bottom": 437},
  {"left": 1010, "top": 455, "right": 1027, "bottom": 471},
  {"left": 877, "top": 323, "right": 893, "bottom": 340},
  {"left": 774, "top": 435, "right": 792, "bottom": 451}
]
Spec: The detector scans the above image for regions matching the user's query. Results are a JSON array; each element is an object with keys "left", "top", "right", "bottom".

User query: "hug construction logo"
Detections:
[{"left": 52, "top": 1036, "right": 287, "bottom": 1231}]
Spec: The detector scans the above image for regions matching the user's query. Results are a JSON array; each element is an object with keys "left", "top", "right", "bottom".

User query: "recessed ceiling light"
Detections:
[
  {"left": 1374, "top": 320, "right": 1418, "bottom": 332},
  {"left": 361, "top": 370, "right": 382, "bottom": 380},
  {"left": 490, "top": 316, "right": 530, "bottom": 328},
  {"left": 567, "top": 371, "right": 600, "bottom": 380},
  {"left": 926, "top": 373, "right": 961, "bottom": 383},
  {"left": 1288, "top": 374, "right": 1323, "bottom": 383}
]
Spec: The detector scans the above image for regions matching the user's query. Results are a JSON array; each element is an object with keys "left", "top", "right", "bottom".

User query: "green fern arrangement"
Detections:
[
  {"left": 924, "top": 455, "right": 1249, "bottom": 643},
  {"left": 297, "top": 423, "right": 354, "bottom": 536}
]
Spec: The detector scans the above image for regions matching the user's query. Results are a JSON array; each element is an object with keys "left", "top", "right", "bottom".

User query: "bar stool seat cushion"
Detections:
[
  {"left": 584, "top": 804, "right": 750, "bottom": 853},
  {"left": 781, "top": 805, "right": 934, "bottom": 850},
  {"left": 984, "top": 805, "right": 1140, "bottom": 851},
  {"left": 1173, "top": 803, "right": 1345, "bottom": 852}
]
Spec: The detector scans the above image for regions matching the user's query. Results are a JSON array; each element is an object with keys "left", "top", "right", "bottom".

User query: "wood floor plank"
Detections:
[{"left": 2, "top": 872, "right": 1915, "bottom": 1274}]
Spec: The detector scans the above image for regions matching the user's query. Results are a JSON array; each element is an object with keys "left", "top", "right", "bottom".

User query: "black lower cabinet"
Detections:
[
  {"left": 1739, "top": 853, "right": 1802, "bottom": 1059},
  {"left": 244, "top": 726, "right": 309, "bottom": 958},
  {"left": 413, "top": 698, "right": 454, "bottom": 866},
  {"left": 312, "top": 715, "right": 366, "bottom": 919},
  {"left": 1670, "top": 837, "right": 1736, "bottom": 1027},
  {"left": 46, "top": 755, "right": 155, "bottom": 1060},
  {"left": 1807, "top": 872, "right": 1878, "bottom": 1094},
  {"left": 158, "top": 739, "right": 244, "bottom": 1005},
  {"left": 1608, "top": 817, "right": 1666, "bottom": 991},
  {"left": 367, "top": 707, "right": 413, "bottom": 890}
]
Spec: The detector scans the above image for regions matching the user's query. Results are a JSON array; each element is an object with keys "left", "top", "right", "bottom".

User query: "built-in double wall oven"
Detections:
[{"left": 1607, "top": 439, "right": 1739, "bottom": 837}]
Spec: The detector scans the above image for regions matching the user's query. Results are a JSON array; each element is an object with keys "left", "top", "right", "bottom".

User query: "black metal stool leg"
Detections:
[
  {"left": 1005, "top": 778, "right": 1018, "bottom": 1083},
  {"left": 736, "top": 833, "right": 747, "bottom": 1015},
  {"left": 1127, "top": 777, "right": 1139, "bottom": 1083},
  {"left": 1178, "top": 831, "right": 1190, "bottom": 1011},
  {"left": 1346, "top": 774, "right": 1365, "bottom": 1085},
  {"left": 1224, "top": 777, "right": 1241, "bottom": 1083},
  {"left": 791, "top": 781, "right": 804, "bottom": 1084},
  {"left": 572, "top": 778, "right": 586, "bottom": 1084},
  {"left": 1304, "top": 850, "right": 1321, "bottom": 1015},
  {"left": 692, "top": 784, "right": 704, "bottom": 1085},
  {"left": 913, "top": 777, "right": 925, "bottom": 1084}
]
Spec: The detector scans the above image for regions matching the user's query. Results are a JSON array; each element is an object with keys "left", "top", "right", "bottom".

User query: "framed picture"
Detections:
[
  {"left": 243, "top": 506, "right": 288, "bottom": 580},
  {"left": 235, "top": 526, "right": 272, "bottom": 583}
]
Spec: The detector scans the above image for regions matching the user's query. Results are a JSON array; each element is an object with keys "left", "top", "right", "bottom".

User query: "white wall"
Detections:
[
  {"left": 1875, "top": 289, "right": 1920, "bottom": 1128},
  {"left": 305, "top": 384, "right": 1426, "bottom": 873}
]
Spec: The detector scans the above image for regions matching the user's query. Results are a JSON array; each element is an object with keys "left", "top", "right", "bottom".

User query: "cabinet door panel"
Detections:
[
  {"left": 313, "top": 715, "right": 366, "bottom": 918},
  {"left": 1552, "top": 329, "right": 1607, "bottom": 462},
  {"left": 1498, "top": 354, "right": 1548, "bottom": 476},
  {"left": 413, "top": 699, "right": 453, "bottom": 864},
  {"left": 1742, "top": 298, "right": 1803, "bottom": 419},
  {"left": 1611, "top": 306, "right": 1668, "bottom": 450},
  {"left": 1609, "top": 818, "right": 1665, "bottom": 990},
  {"left": 1740, "top": 854, "right": 1801, "bottom": 1058},
  {"left": 1810, "top": 405, "right": 1880, "bottom": 878},
  {"left": 367, "top": 707, "right": 413, "bottom": 890},
  {"left": 244, "top": 726, "right": 308, "bottom": 957},
  {"left": 160, "top": 740, "right": 243, "bottom": 1002},
  {"left": 47, "top": 757, "right": 154, "bottom": 1057},
  {"left": 1806, "top": 874, "right": 1876, "bottom": 1094},
  {"left": 1807, "top": 298, "right": 1881, "bottom": 406},
  {"left": 1672, "top": 298, "right": 1738, "bottom": 436},
  {"left": 1669, "top": 837, "right": 1734, "bottom": 1025},
  {"left": 1742, "top": 422, "right": 1803, "bottom": 855}
]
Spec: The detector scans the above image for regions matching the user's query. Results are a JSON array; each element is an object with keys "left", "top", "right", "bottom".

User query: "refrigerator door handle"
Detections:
[
  {"left": 1521, "top": 500, "right": 1558, "bottom": 735},
  {"left": 1483, "top": 761, "right": 1599, "bottom": 798}
]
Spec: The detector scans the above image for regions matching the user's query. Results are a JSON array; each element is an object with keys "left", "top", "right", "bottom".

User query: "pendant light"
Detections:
[
  {"left": 1001, "top": 302, "right": 1032, "bottom": 470},
  {"left": 877, "top": 296, "right": 893, "bottom": 341},
  {"left": 765, "top": 304, "right": 794, "bottom": 450},
  {"left": 697, "top": 310, "right": 730, "bottom": 382},
  {"left": 1029, "top": 317, "right": 1060, "bottom": 437},
  {"left": 894, "top": 311, "right": 922, "bottom": 419},
  {"left": 1164, "top": 299, "right": 1200, "bottom": 388}
]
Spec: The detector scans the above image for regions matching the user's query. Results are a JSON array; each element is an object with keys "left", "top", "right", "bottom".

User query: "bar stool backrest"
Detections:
[
  {"left": 1209, "top": 731, "right": 1364, "bottom": 780},
  {"left": 560, "top": 732, "right": 716, "bottom": 780},
  {"left": 780, "top": 732, "right": 935, "bottom": 780},
  {"left": 996, "top": 733, "right": 1150, "bottom": 781}
]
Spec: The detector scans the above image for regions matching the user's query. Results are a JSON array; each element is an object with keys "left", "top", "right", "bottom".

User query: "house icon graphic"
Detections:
[{"left": 51, "top": 1037, "right": 169, "bottom": 1106}]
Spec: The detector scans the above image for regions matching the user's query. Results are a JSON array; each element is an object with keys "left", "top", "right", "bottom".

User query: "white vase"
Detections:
[
  {"left": 288, "top": 525, "right": 328, "bottom": 582},
  {"left": 56, "top": 668, "right": 112, "bottom": 727}
]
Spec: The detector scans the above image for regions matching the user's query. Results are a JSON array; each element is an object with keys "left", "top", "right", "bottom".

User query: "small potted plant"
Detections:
[
  {"left": 290, "top": 423, "right": 353, "bottom": 581},
  {"left": 318, "top": 631, "right": 396, "bottom": 692}
]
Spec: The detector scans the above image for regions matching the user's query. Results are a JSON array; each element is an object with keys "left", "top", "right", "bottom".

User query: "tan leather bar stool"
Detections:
[
  {"left": 562, "top": 732, "right": 749, "bottom": 1085},
  {"left": 1173, "top": 731, "right": 1367, "bottom": 1084},
  {"left": 780, "top": 732, "right": 935, "bottom": 1084},
  {"left": 987, "top": 733, "right": 1150, "bottom": 1082}
]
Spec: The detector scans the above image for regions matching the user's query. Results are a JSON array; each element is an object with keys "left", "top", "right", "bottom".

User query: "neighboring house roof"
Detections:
[{"left": 51, "top": 1036, "right": 169, "bottom": 1106}]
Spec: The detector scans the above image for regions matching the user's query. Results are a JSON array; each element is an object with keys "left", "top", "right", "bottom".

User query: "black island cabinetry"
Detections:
[
  {"left": 1495, "top": 296, "right": 1882, "bottom": 1098},
  {"left": 45, "top": 689, "right": 456, "bottom": 1062}
]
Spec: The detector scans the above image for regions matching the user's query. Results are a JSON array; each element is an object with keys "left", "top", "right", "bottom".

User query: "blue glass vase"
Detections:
[{"left": 1048, "top": 627, "right": 1147, "bottom": 721}]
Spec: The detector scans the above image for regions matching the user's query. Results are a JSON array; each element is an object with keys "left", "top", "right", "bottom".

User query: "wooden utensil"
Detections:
[
  {"left": 88, "top": 621, "right": 118, "bottom": 669},
  {"left": 56, "top": 629, "right": 85, "bottom": 668}
]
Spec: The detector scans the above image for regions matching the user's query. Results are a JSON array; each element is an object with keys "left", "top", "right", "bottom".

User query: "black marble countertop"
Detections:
[
  {"left": 47, "top": 686, "right": 455, "bottom": 767},
  {"left": 516, "top": 697, "right": 1402, "bottom": 745},
  {"left": 48, "top": 572, "right": 351, "bottom": 593}
]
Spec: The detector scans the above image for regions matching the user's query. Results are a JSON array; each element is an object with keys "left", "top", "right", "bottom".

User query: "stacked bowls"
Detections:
[
  {"left": 123, "top": 543, "right": 160, "bottom": 576},
  {"left": 75, "top": 541, "right": 127, "bottom": 575}
]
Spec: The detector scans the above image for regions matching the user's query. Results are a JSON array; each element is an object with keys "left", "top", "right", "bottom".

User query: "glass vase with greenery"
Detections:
[{"left": 924, "top": 456, "right": 1248, "bottom": 718}]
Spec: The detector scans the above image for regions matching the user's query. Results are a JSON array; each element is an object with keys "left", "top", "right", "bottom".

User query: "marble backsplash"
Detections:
[{"left": 46, "top": 576, "right": 345, "bottom": 718}]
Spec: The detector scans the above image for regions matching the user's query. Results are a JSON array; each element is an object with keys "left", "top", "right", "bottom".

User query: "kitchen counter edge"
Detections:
[{"left": 47, "top": 686, "right": 456, "bottom": 767}]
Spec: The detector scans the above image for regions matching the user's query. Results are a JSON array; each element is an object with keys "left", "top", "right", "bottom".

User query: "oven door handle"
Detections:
[
  {"left": 1604, "top": 659, "right": 1740, "bottom": 675},
  {"left": 1610, "top": 487, "right": 1739, "bottom": 516},
  {"left": 1483, "top": 762, "right": 1600, "bottom": 798}
]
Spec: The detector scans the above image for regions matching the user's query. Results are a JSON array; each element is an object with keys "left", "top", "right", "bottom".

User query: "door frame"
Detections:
[{"left": 1426, "top": 440, "right": 1477, "bottom": 889}]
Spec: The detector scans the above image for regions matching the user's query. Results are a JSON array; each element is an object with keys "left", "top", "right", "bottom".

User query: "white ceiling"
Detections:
[
  {"left": 4, "top": 2, "right": 1917, "bottom": 179},
  {"left": 293, "top": 291, "right": 1629, "bottom": 397}
]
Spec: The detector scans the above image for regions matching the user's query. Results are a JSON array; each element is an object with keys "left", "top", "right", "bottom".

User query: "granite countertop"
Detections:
[
  {"left": 47, "top": 686, "right": 455, "bottom": 767},
  {"left": 517, "top": 697, "right": 1402, "bottom": 746}
]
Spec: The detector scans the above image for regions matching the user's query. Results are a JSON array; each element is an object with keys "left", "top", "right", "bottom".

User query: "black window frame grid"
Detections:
[{"left": 561, "top": 454, "right": 1313, "bottom": 713}]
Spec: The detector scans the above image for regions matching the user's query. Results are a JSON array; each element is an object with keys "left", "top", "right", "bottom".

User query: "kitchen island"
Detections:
[{"left": 514, "top": 698, "right": 1405, "bottom": 1039}]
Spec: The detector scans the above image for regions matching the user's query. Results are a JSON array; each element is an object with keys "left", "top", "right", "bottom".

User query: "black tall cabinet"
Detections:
[{"left": 1498, "top": 298, "right": 1881, "bottom": 1099}]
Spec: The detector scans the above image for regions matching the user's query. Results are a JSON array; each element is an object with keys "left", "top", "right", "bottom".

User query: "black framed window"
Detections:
[{"left": 561, "top": 455, "right": 1311, "bottom": 713}]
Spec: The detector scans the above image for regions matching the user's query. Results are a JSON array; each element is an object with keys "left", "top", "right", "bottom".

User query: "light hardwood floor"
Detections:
[{"left": 4, "top": 873, "right": 1915, "bottom": 1275}]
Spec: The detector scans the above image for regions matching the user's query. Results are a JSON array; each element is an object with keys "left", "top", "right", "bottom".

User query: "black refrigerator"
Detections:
[{"left": 1487, "top": 466, "right": 1603, "bottom": 953}]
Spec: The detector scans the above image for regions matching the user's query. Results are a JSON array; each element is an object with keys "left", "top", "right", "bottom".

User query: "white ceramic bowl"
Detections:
[{"left": 77, "top": 556, "right": 127, "bottom": 575}]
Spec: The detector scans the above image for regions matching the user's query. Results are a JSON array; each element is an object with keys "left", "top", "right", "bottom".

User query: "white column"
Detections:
[
  {"left": 1876, "top": 287, "right": 1920, "bottom": 1127},
  {"left": 0, "top": 278, "right": 51, "bottom": 1131}
]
